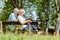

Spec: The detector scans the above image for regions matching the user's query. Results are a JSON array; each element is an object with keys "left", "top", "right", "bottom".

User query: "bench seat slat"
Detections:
[{"left": 2, "top": 22, "right": 38, "bottom": 25}]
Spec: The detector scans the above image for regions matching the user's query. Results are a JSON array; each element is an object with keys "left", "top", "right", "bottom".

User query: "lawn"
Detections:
[{"left": 0, "top": 32, "right": 60, "bottom": 40}]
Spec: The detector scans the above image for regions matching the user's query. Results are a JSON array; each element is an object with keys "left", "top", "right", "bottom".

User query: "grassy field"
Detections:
[{"left": 0, "top": 32, "right": 60, "bottom": 40}]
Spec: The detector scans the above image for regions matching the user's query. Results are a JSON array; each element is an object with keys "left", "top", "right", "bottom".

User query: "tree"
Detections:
[
  {"left": 0, "top": 0, "right": 59, "bottom": 31},
  {"left": 0, "top": 0, "right": 25, "bottom": 21},
  {"left": 25, "top": 0, "right": 59, "bottom": 31}
]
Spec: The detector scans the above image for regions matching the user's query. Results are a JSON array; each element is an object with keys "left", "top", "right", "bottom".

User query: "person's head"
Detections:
[
  {"left": 18, "top": 9, "right": 25, "bottom": 16},
  {"left": 14, "top": 8, "right": 19, "bottom": 14}
]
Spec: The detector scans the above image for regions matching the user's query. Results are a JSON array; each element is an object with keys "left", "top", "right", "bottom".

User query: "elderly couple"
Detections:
[{"left": 8, "top": 8, "right": 37, "bottom": 31}]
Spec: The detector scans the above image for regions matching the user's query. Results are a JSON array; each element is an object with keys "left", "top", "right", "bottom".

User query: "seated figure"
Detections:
[
  {"left": 8, "top": 8, "right": 19, "bottom": 31},
  {"left": 17, "top": 9, "right": 38, "bottom": 31}
]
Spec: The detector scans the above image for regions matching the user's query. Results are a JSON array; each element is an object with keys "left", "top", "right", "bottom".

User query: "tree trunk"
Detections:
[
  {"left": 20, "top": 0, "right": 25, "bottom": 9},
  {"left": 11, "top": 0, "right": 25, "bottom": 9},
  {"left": 11, "top": 0, "right": 18, "bottom": 8}
]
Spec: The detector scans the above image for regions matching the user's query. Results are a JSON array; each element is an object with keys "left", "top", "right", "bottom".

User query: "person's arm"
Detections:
[
  {"left": 13, "top": 19, "right": 18, "bottom": 22},
  {"left": 21, "top": 20, "right": 28, "bottom": 24},
  {"left": 11, "top": 15, "right": 18, "bottom": 22},
  {"left": 18, "top": 16, "right": 32, "bottom": 24},
  {"left": 19, "top": 20, "right": 32, "bottom": 24}
]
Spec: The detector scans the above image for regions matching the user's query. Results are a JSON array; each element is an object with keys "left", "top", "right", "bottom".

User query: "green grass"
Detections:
[{"left": 0, "top": 32, "right": 60, "bottom": 40}]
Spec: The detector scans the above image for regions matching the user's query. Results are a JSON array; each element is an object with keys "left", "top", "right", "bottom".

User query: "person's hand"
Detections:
[{"left": 27, "top": 20, "right": 32, "bottom": 22}]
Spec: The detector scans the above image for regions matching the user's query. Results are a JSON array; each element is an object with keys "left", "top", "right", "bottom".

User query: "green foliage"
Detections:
[
  {"left": 0, "top": 0, "right": 60, "bottom": 30},
  {"left": 25, "top": 0, "right": 60, "bottom": 30},
  {"left": 0, "top": 0, "right": 14, "bottom": 21},
  {"left": 0, "top": 0, "right": 21, "bottom": 21}
]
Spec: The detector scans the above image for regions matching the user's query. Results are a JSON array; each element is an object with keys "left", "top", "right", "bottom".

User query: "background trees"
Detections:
[{"left": 0, "top": 0, "right": 60, "bottom": 30}]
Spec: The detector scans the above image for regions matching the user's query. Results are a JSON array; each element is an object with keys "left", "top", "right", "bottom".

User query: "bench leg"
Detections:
[
  {"left": 55, "top": 21, "right": 60, "bottom": 36},
  {"left": 56, "top": 26, "right": 59, "bottom": 36},
  {"left": 46, "top": 27, "right": 48, "bottom": 35},
  {"left": 0, "top": 21, "right": 3, "bottom": 33},
  {"left": 28, "top": 23, "right": 32, "bottom": 35},
  {"left": 55, "top": 20, "right": 60, "bottom": 36},
  {"left": 56, "top": 29, "right": 59, "bottom": 36}
]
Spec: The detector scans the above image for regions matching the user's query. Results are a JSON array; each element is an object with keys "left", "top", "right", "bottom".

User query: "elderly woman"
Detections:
[{"left": 17, "top": 9, "right": 37, "bottom": 31}]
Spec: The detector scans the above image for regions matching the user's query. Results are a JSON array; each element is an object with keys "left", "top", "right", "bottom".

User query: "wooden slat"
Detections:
[{"left": 2, "top": 22, "right": 38, "bottom": 25}]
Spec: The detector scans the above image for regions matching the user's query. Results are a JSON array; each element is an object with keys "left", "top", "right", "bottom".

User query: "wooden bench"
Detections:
[{"left": 0, "top": 21, "right": 38, "bottom": 33}]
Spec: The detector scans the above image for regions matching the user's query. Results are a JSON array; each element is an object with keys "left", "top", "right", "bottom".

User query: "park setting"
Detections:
[{"left": 0, "top": 0, "right": 60, "bottom": 40}]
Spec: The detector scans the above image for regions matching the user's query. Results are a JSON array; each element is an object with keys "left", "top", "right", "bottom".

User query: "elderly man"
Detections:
[
  {"left": 8, "top": 8, "right": 19, "bottom": 31},
  {"left": 17, "top": 9, "right": 38, "bottom": 31},
  {"left": 8, "top": 8, "right": 18, "bottom": 22}
]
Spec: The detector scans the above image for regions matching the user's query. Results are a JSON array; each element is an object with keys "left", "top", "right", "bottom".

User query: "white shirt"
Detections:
[{"left": 17, "top": 15, "right": 27, "bottom": 28}]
